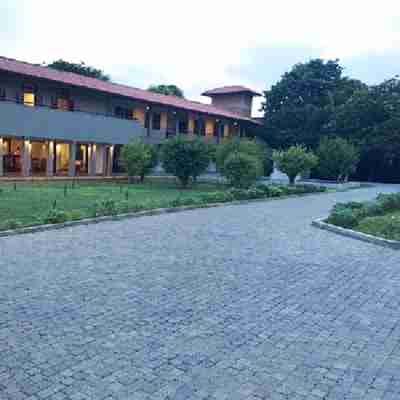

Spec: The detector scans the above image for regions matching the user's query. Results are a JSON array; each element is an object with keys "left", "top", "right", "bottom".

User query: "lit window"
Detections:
[{"left": 23, "top": 92, "right": 35, "bottom": 106}]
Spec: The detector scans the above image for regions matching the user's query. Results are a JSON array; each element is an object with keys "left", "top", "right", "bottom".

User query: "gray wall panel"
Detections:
[{"left": 0, "top": 101, "right": 146, "bottom": 144}]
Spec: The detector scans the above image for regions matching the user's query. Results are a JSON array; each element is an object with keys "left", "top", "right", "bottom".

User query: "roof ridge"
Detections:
[{"left": 0, "top": 56, "right": 261, "bottom": 123}]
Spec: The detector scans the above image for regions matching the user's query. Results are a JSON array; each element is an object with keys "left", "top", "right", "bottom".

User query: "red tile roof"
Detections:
[
  {"left": 0, "top": 56, "right": 261, "bottom": 124},
  {"left": 202, "top": 85, "right": 262, "bottom": 97}
]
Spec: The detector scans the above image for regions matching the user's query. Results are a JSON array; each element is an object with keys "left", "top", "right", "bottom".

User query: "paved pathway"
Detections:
[{"left": 1, "top": 185, "right": 400, "bottom": 400}]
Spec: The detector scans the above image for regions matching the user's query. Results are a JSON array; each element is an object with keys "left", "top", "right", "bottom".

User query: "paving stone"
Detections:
[{"left": 0, "top": 185, "right": 400, "bottom": 399}]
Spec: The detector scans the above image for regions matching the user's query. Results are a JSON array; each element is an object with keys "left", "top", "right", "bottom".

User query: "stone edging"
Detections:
[
  {"left": 0, "top": 191, "right": 323, "bottom": 238},
  {"left": 312, "top": 218, "right": 400, "bottom": 250}
]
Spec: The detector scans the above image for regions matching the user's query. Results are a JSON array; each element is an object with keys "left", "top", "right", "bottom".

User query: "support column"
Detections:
[
  {"left": 106, "top": 145, "right": 114, "bottom": 176},
  {"left": 22, "top": 139, "right": 31, "bottom": 177},
  {"left": 0, "top": 137, "right": 4, "bottom": 177},
  {"left": 47, "top": 141, "right": 55, "bottom": 177},
  {"left": 175, "top": 118, "right": 180, "bottom": 135},
  {"left": 98, "top": 144, "right": 107, "bottom": 175},
  {"left": 188, "top": 116, "right": 195, "bottom": 136},
  {"left": 88, "top": 144, "right": 97, "bottom": 176},
  {"left": 68, "top": 142, "right": 76, "bottom": 177}
]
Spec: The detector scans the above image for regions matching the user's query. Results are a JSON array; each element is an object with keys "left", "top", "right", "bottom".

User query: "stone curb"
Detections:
[
  {"left": 312, "top": 218, "right": 400, "bottom": 250},
  {"left": 0, "top": 191, "right": 325, "bottom": 238}
]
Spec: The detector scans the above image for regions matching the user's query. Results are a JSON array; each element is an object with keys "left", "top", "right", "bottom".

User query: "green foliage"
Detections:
[
  {"left": 273, "top": 145, "right": 318, "bottom": 184},
  {"left": 120, "top": 140, "right": 158, "bottom": 183},
  {"left": 1, "top": 219, "right": 22, "bottom": 230},
  {"left": 261, "top": 59, "right": 365, "bottom": 148},
  {"left": 216, "top": 138, "right": 263, "bottom": 171},
  {"left": 316, "top": 137, "right": 359, "bottom": 181},
  {"left": 148, "top": 84, "right": 184, "bottom": 98},
  {"left": 326, "top": 192, "right": 400, "bottom": 231},
  {"left": 223, "top": 152, "right": 261, "bottom": 188},
  {"left": 46, "top": 59, "right": 110, "bottom": 81},
  {"left": 333, "top": 77, "right": 400, "bottom": 182},
  {"left": 95, "top": 198, "right": 118, "bottom": 216},
  {"left": 42, "top": 208, "right": 68, "bottom": 224},
  {"left": 326, "top": 208, "right": 360, "bottom": 228},
  {"left": 357, "top": 213, "right": 400, "bottom": 241},
  {"left": 161, "top": 137, "right": 211, "bottom": 187}
]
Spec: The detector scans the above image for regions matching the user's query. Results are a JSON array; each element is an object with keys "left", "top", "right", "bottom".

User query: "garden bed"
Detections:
[
  {"left": 313, "top": 192, "right": 400, "bottom": 249},
  {"left": 0, "top": 180, "right": 326, "bottom": 233}
]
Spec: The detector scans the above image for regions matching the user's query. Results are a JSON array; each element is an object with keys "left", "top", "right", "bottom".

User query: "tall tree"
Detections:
[
  {"left": 332, "top": 77, "right": 400, "bottom": 182},
  {"left": 46, "top": 59, "right": 111, "bottom": 81},
  {"left": 148, "top": 84, "right": 184, "bottom": 98},
  {"left": 261, "top": 59, "right": 365, "bottom": 149}
]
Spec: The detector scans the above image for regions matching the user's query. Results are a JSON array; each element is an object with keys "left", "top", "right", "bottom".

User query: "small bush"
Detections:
[
  {"left": 273, "top": 145, "right": 318, "bottom": 184},
  {"left": 161, "top": 137, "right": 211, "bottom": 187},
  {"left": 95, "top": 198, "right": 118, "bottom": 216},
  {"left": 120, "top": 140, "right": 158, "bottom": 183},
  {"left": 223, "top": 152, "right": 262, "bottom": 188},
  {"left": 316, "top": 136, "right": 359, "bottom": 181},
  {"left": 42, "top": 209, "right": 69, "bottom": 224},
  {"left": 376, "top": 193, "right": 400, "bottom": 212},
  {"left": 327, "top": 208, "right": 360, "bottom": 228},
  {"left": 1, "top": 219, "right": 22, "bottom": 230}
]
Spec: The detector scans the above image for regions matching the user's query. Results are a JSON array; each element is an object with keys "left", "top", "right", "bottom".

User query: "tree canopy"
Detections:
[
  {"left": 46, "top": 59, "right": 111, "bottom": 81},
  {"left": 148, "top": 84, "right": 184, "bottom": 98},
  {"left": 261, "top": 59, "right": 365, "bottom": 149}
]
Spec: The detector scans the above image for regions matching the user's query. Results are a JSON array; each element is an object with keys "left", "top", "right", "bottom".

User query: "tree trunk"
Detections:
[{"left": 289, "top": 175, "right": 296, "bottom": 185}]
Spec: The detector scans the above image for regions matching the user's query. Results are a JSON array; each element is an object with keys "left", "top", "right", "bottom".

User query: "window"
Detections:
[
  {"left": 23, "top": 92, "right": 35, "bottom": 106},
  {"left": 22, "top": 84, "right": 36, "bottom": 106},
  {"left": 55, "top": 89, "right": 73, "bottom": 111},
  {"left": 152, "top": 113, "right": 161, "bottom": 130},
  {"left": 0, "top": 88, "right": 6, "bottom": 100},
  {"left": 115, "top": 106, "right": 132, "bottom": 120},
  {"left": 194, "top": 119, "right": 205, "bottom": 136},
  {"left": 178, "top": 119, "right": 188, "bottom": 134}
]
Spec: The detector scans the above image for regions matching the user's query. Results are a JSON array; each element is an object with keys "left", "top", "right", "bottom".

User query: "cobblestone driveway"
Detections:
[{"left": 1, "top": 185, "right": 400, "bottom": 400}]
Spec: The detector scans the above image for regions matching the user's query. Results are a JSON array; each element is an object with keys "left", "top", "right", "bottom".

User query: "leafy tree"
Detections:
[
  {"left": 223, "top": 152, "right": 262, "bottom": 188},
  {"left": 332, "top": 77, "right": 400, "bottom": 182},
  {"left": 215, "top": 138, "right": 266, "bottom": 176},
  {"left": 120, "top": 140, "right": 157, "bottom": 183},
  {"left": 316, "top": 137, "right": 359, "bottom": 182},
  {"left": 148, "top": 84, "right": 184, "bottom": 98},
  {"left": 261, "top": 59, "right": 365, "bottom": 149},
  {"left": 46, "top": 59, "right": 110, "bottom": 81},
  {"left": 161, "top": 137, "right": 210, "bottom": 187},
  {"left": 273, "top": 145, "right": 318, "bottom": 184}
]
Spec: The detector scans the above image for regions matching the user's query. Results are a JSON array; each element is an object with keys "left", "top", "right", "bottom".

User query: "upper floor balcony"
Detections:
[{"left": 0, "top": 96, "right": 147, "bottom": 145}]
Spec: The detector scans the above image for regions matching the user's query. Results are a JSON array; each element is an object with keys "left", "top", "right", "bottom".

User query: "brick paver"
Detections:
[{"left": 1, "top": 185, "right": 400, "bottom": 399}]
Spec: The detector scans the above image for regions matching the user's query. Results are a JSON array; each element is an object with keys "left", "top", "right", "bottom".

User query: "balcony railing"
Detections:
[{"left": 0, "top": 97, "right": 147, "bottom": 145}]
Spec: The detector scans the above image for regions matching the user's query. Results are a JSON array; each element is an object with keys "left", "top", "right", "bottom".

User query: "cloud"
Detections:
[{"left": 1, "top": 0, "right": 399, "bottom": 116}]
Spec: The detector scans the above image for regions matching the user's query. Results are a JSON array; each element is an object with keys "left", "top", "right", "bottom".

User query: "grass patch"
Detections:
[
  {"left": 0, "top": 179, "right": 326, "bottom": 231},
  {"left": 356, "top": 210, "right": 400, "bottom": 241}
]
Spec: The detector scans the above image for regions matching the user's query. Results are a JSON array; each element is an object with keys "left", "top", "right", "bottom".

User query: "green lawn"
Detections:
[
  {"left": 356, "top": 210, "right": 400, "bottom": 241},
  {"left": 0, "top": 179, "right": 223, "bottom": 229}
]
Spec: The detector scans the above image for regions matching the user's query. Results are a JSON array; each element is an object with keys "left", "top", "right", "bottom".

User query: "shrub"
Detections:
[
  {"left": 161, "top": 137, "right": 210, "bottom": 187},
  {"left": 1, "top": 219, "right": 22, "bottom": 230},
  {"left": 326, "top": 208, "right": 359, "bottom": 228},
  {"left": 42, "top": 209, "right": 69, "bottom": 224},
  {"left": 376, "top": 193, "right": 400, "bottom": 212},
  {"left": 223, "top": 152, "right": 262, "bottom": 188},
  {"left": 216, "top": 138, "right": 266, "bottom": 175},
  {"left": 316, "top": 137, "right": 359, "bottom": 181},
  {"left": 273, "top": 145, "right": 318, "bottom": 184},
  {"left": 121, "top": 140, "right": 158, "bottom": 183},
  {"left": 95, "top": 198, "right": 118, "bottom": 216}
]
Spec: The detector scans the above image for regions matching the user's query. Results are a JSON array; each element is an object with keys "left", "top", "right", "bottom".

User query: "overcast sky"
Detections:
[{"left": 1, "top": 0, "right": 399, "bottom": 115}]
